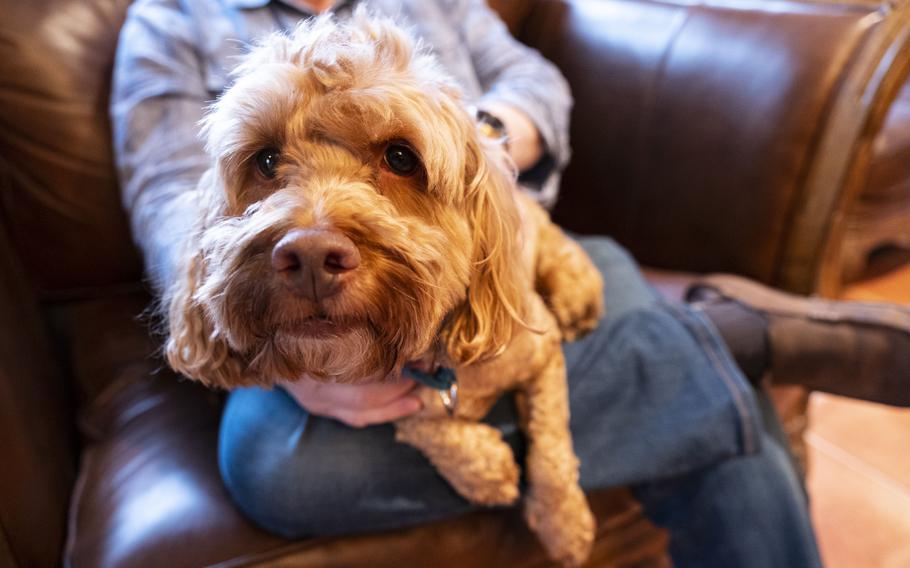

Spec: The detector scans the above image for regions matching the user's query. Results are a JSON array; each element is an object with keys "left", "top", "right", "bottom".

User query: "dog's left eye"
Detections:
[
  {"left": 383, "top": 144, "right": 420, "bottom": 176},
  {"left": 255, "top": 148, "right": 281, "bottom": 179}
]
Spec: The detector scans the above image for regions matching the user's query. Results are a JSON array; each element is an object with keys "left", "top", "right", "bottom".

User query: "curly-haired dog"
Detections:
[{"left": 165, "top": 11, "right": 604, "bottom": 566}]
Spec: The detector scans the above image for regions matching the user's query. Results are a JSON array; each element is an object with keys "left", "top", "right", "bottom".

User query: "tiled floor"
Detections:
[{"left": 806, "top": 264, "right": 910, "bottom": 568}]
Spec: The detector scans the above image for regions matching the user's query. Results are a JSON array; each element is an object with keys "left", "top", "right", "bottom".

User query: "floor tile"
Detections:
[
  {"left": 810, "top": 395, "right": 910, "bottom": 489},
  {"left": 807, "top": 422, "right": 910, "bottom": 568},
  {"left": 807, "top": 262, "right": 910, "bottom": 567}
]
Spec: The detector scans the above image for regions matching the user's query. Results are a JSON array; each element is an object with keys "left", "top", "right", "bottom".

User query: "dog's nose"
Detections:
[{"left": 271, "top": 229, "right": 361, "bottom": 301}]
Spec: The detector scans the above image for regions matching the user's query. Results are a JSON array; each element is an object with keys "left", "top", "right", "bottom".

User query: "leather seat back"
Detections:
[
  {"left": 0, "top": 1, "right": 143, "bottom": 297},
  {"left": 525, "top": 0, "right": 891, "bottom": 286}
]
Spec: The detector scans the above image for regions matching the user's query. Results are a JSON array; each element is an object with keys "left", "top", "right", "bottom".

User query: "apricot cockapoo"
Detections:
[{"left": 165, "top": 11, "right": 603, "bottom": 565}]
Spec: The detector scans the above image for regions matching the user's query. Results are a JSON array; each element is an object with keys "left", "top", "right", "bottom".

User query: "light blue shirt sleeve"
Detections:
[
  {"left": 111, "top": 0, "right": 211, "bottom": 290},
  {"left": 458, "top": 0, "right": 573, "bottom": 207}
]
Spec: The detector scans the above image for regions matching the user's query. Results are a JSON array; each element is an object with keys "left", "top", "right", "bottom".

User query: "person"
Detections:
[{"left": 111, "top": 0, "right": 910, "bottom": 566}]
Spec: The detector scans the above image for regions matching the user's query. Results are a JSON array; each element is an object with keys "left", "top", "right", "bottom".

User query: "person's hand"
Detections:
[
  {"left": 282, "top": 374, "right": 423, "bottom": 428},
  {"left": 480, "top": 101, "right": 543, "bottom": 171}
]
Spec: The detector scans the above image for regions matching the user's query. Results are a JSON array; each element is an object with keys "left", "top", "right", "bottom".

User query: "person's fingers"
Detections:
[
  {"left": 322, "top": 378, "right": 419, "bottom": 409},
  {"left": 281, "top": 375, "right": 420, "bottom": 420},
  {"left": 330, "top": 394, "right": 423, "bottom": 428}
]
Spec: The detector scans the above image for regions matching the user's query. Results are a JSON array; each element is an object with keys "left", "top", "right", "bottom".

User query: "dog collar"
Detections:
[
  {"left": 406, "top": 365, "right": 455, "bottom": 390},
  {"left": 405, "top": 365, "right": 458, "bottom": 416}
]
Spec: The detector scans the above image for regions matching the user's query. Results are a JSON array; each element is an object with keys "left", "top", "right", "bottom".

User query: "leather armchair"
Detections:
[{"left": 2, "top": 0, "right": 909, "bottom": 566}]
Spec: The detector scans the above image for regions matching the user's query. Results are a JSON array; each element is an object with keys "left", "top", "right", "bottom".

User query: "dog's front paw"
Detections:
[
  {"left": 546, "top": 266, "right": 604, "bottom": 341},
  {"left": 448, "top": 458, "right": 521, "bottom": 506},
  {"left": 524, "top": 484, "right": 596, "bottom": 567},
  {"left": 441, "top": 425, "right": 521, "bottom": 505},
  {"left": 542, "top": 253, "right": 604, "bottom": 341},
  {"left": 395, "top": 419, "right": 520, "bottom": 506},
  {"left": 535, "top": 227, "right": 604, "bottom": 341}
]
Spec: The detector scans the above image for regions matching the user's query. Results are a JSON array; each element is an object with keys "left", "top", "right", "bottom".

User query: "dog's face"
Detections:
[{"left": 165, "top": 13, "right": 525, "bottom": 388}]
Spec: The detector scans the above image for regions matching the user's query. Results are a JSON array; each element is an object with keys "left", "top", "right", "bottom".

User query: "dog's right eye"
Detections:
[
  {"left": 383, "top": 143, "right": 420, "bottom": 176},
  {"left": 255, "top": 148, "right": 281, "bottom": 179}
]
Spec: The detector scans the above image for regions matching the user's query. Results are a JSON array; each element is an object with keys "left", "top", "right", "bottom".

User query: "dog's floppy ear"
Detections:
[
  {"left": 165, "top": 246, "right": 247, "bottom": 389},
  {"left": 164, "top": 176, "right": 247, "bottom": 389},
  {"left": 442, "top": 136, "right": 526, "bottom": 365}
]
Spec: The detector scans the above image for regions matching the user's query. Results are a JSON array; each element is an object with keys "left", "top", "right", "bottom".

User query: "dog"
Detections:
[{"left": 165, "top": 11, "right": 604, "bottom": 566}]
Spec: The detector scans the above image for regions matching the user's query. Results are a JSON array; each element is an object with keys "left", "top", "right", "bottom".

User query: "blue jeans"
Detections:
[{"left": 219, "top": 237, "right": 821, "bottom": 568}]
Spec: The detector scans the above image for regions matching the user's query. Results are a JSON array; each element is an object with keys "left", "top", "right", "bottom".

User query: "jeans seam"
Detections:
[{"left": 666, "top": 302, "right": 759, "bottom": 455}]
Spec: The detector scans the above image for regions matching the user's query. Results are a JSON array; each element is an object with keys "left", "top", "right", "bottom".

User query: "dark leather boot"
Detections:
[{"left": 687, "top": 274, "right": 910, "bottom": 407}]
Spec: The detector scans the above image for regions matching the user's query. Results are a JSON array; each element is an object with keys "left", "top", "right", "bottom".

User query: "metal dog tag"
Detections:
[
  {"left": 438, "top": 381, "right": 458, "bottom": 416},
  {"left": 404, "top": 364, "right": 458, "bottom": 416}
]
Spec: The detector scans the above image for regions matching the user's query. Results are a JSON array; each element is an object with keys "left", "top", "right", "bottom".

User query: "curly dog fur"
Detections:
[{"left": 165, "top": 10, "right": 604, "bottom": 565}]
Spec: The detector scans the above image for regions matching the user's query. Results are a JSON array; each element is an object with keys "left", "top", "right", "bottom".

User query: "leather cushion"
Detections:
[
  {"left": 0, "top": 0, "right": 144, "bottom": 296},
  {"left": 65, "top": 375, "right": 290, "bottom": 568},
  {"left": 0, "top": 209, "right": 77, "bottom": 568}
]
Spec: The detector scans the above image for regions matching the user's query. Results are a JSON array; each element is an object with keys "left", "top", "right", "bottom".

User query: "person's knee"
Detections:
[
  {"left": 219, "top": 435, "right": 351, "bottom": 538},
  {"left": 218, "top": 389, "right": 336, "bottom": 537},
  {"left": 575, "top": 235, "right": 633, "bottom": 270}
]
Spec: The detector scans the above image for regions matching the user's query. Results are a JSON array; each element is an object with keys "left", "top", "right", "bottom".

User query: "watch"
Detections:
[{"left": 475, "top": 108, "right": 510, "bottom": 149}]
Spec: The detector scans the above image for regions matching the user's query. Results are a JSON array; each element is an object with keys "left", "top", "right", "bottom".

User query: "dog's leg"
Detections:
[
  {"left": 395, "top": 417, "right": 520, "bottom": 505},
  {"left": 516, "top": 352, "right": 595, "bottom": 567},
  {"left": 532, "top": 211, "right": 604, "bottom": 341}
]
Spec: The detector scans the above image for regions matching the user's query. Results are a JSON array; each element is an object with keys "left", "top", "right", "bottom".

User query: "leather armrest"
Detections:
[
  {"left": 525, "top": 0, "right": 910, "bottom": 295},
  {"left": 0, "top": 209, "right": 76, "bottom": 568}
]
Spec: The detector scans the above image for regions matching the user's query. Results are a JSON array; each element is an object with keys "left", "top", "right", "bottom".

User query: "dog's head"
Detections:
[{"left": 165, "top": 11, "right": 526, "bottom": 387}]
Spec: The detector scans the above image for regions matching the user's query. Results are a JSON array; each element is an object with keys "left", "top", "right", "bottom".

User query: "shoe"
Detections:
[{"left": 687, "top": 274, "right": 910, "bottom": 407}]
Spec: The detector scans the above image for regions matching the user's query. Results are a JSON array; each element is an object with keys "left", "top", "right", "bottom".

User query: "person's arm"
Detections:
[
  {"left": 458, "top": 0, "right": 573, "bottom": 206},
  {"left": 480, "top": 98, "right": 544, "bottom": 171},
  {"left": 111, "top": 1, "right": 211, "bottom": 292}
]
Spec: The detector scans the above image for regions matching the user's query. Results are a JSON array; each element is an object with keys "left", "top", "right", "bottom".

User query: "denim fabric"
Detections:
[
  {"left": 633, "top": 430, "right": 820, "bottom": 568},
  {"left": 219, "top": 237, "right": 821, "bottom": 567}
]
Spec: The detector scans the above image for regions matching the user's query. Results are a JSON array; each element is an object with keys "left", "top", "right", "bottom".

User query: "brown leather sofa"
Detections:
[{"left": 3, "top": 0, "right": 910, "bottom": 566}]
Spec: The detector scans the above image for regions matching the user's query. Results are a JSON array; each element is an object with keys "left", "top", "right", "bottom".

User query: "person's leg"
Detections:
[
  {"left": 565, "top": 236, "right": 766, "bottom": 484},
  {"left": 218, "top": 384, "right": 523, "bottom": 538},
  {"left": 690, "top": 274, "right": 910, "bottom": 406},
  {"left": 696, "top": 298, "right": 771, "bottom": 384},
  {"left": 566, "top": 237, "right": 819, "bottom": 567},
  {"left": 632, "top": 430, "right": 822, "bottom": 568}
]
